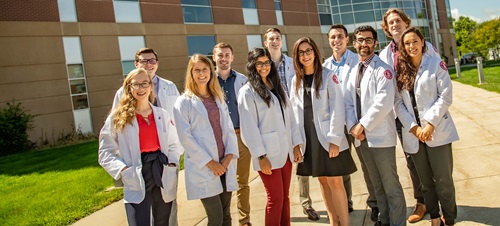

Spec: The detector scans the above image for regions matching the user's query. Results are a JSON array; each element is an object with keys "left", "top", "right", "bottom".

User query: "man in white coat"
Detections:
[
  {"left": 263, "top": 27, "right": 319, "bottom": 221},
  {"left": 345, "top": 25, "right": 406, "bottom": 226},
  {"left": 323, "top": 24, "right": 379, "bottom": 220},
  {"left": 379, "top": 8, "right": 440, "bottom": 223},
  {"left": 111, "top": 48, "right": 181, "bottom": 226},
  {"left": 213, "top": 42, "right": 251, "bottom": 226}
]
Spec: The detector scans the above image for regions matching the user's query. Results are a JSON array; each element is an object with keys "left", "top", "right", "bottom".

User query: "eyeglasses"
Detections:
[
  {"left": 193, "top": 68, "right": 210, "bottom": 75},
  {"left": 298, "top": 48, "right": 314, "bottom": 57},
  {"left": 137, "top": 58, "right": 158, "bottom": 65},
  {"left": 255, "top": 60, "right": 271, "bottom": 69},
  {"left": 355, "top": 38, "right": 375, "bottom": 44},
  {"left": 129, "top": 82, "right": 151, "bottom": 89}
]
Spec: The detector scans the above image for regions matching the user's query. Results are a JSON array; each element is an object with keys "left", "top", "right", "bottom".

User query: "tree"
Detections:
[
  {"left": 453, "top": 16, "right": 477, "bottom": 55},
  {"left": 472, "top": 18, "right": 500, "bottom": 57}
]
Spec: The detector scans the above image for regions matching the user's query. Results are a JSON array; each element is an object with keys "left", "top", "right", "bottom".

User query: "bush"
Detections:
[{"left": 0, "top": 101, "right": 36, "bottom": 156}]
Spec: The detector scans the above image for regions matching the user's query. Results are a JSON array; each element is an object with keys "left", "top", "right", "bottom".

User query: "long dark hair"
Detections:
[
  {"left": 396, "top": 27, "right": 427, "bottom": 92},
  {"left": 292, "top": 37, "right": 323, "bottom": 98},
  {"left": 246, "top": 47, "right": 288, "bottom": 108}
]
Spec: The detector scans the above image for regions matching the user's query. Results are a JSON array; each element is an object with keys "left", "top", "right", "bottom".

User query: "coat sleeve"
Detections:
[
  {"left": 422, "top": 61, "right": 453, "bottom": 126},
  {"left": 237, "top": 87, "right": 267, "bottom": 158},
  {"left": 394, "top": 90, "right": 419, "bottom": 132},
  {"left": 344, "top": 69, "right": 358, "bottom": 131},
  {"left": 111, "top": 88, "right": 123, "bottom": 112},
  {"left": 359, "top": 68, "right": 396, "bottom": 131},
  {"left": 326, "top": 72, "right": 345, "bottom": 146},
  {"left": 220, "top": 101, "right": 239, "bottom": 158},
  {"left": 98, "top": 115, "right": 127, "bottom": 180},
  {"left": 173, "top": 97, "right": 213, "bottom": 169},
  {"left": 162, "top": 109, "right": 183, "bottom": 166}
]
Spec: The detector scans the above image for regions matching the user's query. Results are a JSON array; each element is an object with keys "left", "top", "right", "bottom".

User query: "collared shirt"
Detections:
[
  {"left": 359, "top": 54, "right": 376, "bottom": 75},
  {"left": 275, "top": 54, "right": 289, "bottom": 95},
  {"left": 390, "top": 40, "right": 399, "bottom": 71},
  {"left": 324, "top": 52, "right": 348, "bottom": 84},
  {"left": 152, "top": 75, "right": 160, "bottom": 108},
  {"left": 217, "top": 70, "right": 239, "bottom": 128}
]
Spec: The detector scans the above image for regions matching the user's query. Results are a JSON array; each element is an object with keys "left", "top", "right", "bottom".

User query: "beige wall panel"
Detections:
[
  {"left": 185, "top": 24, "right": 216, "bottom": 35},
  {"left": 245, "top": 25, "right": 262, "bottom": 34},
  {"left": 214, "top": 25, "right": 247, "bottom": 35},
  {"left": 146, "top": 35, "right": 188, "bottom": 58},
  {"left": 157, "top": 68, "right": 187, "bottom": 84},
  {"left": 84, "top": 60, "right": 122, "bottom": 78},
  {"left": 258, "top": 10, "right": 278, "bottom": 25},
  {"left": 144, "top": 24, "right": 186, "bottom": 35},
  {"left": 0, "top": 22, "right": 61, "bottom": 37},
  {"left": 141, "top": 4, "right": 183, "bottom": 24},
  {"left": 0, "top": 64, "right": 67, "bottom": 84},
  {"left": 61, "top": 22, "right": 81, "bottom": 36},
  {"left": 28, "top": 112, "right": 75, "bottom": 143},
  {"left": 308, "top": 13, "right": 320, "bottom": 26},
  {"left": 0, "top": 37, "right": 65, "bottom": 67},
  {"left": 81, "top": 36, "right": 120, "bottom": 61},
  {"left": 214, "top": 34, "right": 248, "bottom": 52},
  {"left": 91, "top": 106, "right": 113, "bottom": 134},
  {"left": 117, "top": 23, "right": 146, "bottom": 35},
  {"left": 0, "top": 80, "right": 69, "bottom": 103},
  {"left": 283, "top": 12, "right": 310, "bottom": 26},
  {"left": 21, "top": 96, "right": 72, "bottom": 116},
  {"left": 88, "top": 90, "right": 117, "bottom": 109},
  {"left": 158, "top": 56, "right": 190, "bottom": 72},
  {"left": 87, "top": 75, "right": 123, "bottom": 93},
  {"left": 256, "top": 0, "right": 274, "bottom": 10},
  {"left": 282, "top": 0, "right": 307, "bottom": 11},
  {"left": 212, "top": 8, "right": 244, "bottom": 24},
  {"left": 231, "top": 63, "right": 247, "bottom": 76},
  {"left": 80, "top": 23, "right": 118, "bottom": 36}
]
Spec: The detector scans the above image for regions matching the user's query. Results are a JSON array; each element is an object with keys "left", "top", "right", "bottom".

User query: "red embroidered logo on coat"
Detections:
[
  {"left": 332, "top": 74, "right": 339, "bottom": 84},
  {"left": 170, "top": 120, "right": 175, "bottom": 126},
  {"left": 384, "top": 70, "right": 393, "bottom": 80},
  {"left": 440, "top": 61, "right": 448, "bottom": 71}
]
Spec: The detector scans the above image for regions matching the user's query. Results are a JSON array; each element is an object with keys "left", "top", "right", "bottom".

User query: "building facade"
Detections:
[{"left": 0, "top": 0, "right": 456, "bottom": 143}]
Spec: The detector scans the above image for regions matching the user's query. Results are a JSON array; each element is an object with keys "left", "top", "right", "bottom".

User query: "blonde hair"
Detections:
[
  {"left": 112, "top": 68, "right": 155, "bottom": 132},
  {"left": 381, "top": 8, "right": 411, "bottom": 39},
  {"left": 183, "top": 54, "right": 224, "bottom": 102}
]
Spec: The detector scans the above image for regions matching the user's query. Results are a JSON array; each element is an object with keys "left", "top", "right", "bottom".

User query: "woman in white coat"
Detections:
[
  {"left": 238, "top": 47, "right": 303, "bottom": 226},
  {"left": 290, "top": 37, "right": 357, "bottom": 226},
  {"left": 395, "top": 27, "right": 459, "bottom": 226},
  {"left": 98, "top": 68, "right": 182, "bottom": 226},
  {"left": 173, "top": 54, "right": 238, "bottom": 226}
]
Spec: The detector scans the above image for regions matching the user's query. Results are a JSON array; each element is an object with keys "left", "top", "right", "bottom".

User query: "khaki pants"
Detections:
[{"left": 236, "top": 132, "right": 252, "bottom": 225}]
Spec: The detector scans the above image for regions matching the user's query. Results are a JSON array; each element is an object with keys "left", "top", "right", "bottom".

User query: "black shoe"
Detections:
[
  {"left": 303, "top": 207, "right": 320, "bottom": 221},
  {"left": 348, "top": 207, "right": 354, "bottom": 213},
  {"left": 370, "top": 207, "right": 379, "bottom": 222}
]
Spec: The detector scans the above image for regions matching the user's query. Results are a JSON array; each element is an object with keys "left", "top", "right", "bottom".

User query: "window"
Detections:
[
  {"left": 62, "top": 37, "right": 93, "bottom": 133},
  {"left": 242, "top": 0, "right": 259, "bottom": 25},
  {"left": 182, "top": 0, "right": 213, "bottom": 23},
  {"left": 118, "top": 36, "right": 145, "bottom": 77},
  {"left": 275, "top": 0, "right": 283, "bottom": 25},
  {"left": 354, "top": 11, "right": 374, "bottom": 23},
  {"left": 281, "top": 34, "right": 288, "bottom": 56},
  {"left": 341, "top": 13, "right": 354, "bottom": 24},
  {"left": 113, "top": 0, "right": 142, "bottom": 23},
  {"left": 317, "top": 0, "right": 331, "bottom": 26},
  {"left": 187, "top": 36, "right": 216, "bottom": 57},
  {"left": 246, "top": 35, "right": 263, "bottom": 50},
  {"left": 58, "top": 0, "right": 77, "bottom": 22}
]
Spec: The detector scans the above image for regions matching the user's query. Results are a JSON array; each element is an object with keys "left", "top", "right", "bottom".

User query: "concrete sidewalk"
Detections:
[{"left": 73, "top": 81, "right": 500, "bottom": 226}]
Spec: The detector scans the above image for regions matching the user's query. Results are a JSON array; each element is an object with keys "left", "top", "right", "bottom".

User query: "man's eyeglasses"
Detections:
[
  {"left": 137, "top": 58, "right": 158, "bottom": 65},
  {"left": 355, "top": 38, "right": 375, "bottom": 44},
  {"left": 298, "top": 48, "right": 314, "bottom": 57},
  {"left": 255, "top": 60, "right": 271, "bottom": 69},
  {"left": 129, "top": 82, "right": 151, "bottom": 89}
]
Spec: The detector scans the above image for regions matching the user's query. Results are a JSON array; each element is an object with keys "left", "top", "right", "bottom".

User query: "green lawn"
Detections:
[
  {"left": 449, "top": 61, "right": 500, "bottom": 93},
  {"left": 0, "top": 141, "right": 122, "bottom": 226}
]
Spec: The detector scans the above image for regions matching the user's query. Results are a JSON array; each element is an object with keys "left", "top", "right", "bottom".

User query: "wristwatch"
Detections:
[{"left": 258, "top": 154, "right": 266, "bottom": 160}]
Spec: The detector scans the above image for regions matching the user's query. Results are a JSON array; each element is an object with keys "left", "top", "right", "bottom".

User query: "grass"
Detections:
[
  {"left": 0, "top": 141, "right": 123, "bottom": 226},
  {"left": 449, "top": 60, "right": 500, "bottom": 93}
]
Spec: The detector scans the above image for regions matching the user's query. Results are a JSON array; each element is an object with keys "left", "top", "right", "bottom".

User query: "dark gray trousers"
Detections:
[{"left": 200, "top": 174, "right": 232, "bottom": 226}]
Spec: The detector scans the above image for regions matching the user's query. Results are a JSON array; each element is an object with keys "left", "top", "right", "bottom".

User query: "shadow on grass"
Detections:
[{"left": 0, "top": 140, "right": 99, "bottom": 176}]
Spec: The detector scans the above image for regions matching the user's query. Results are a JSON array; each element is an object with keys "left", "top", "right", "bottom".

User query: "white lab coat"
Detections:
[
  {"left": 394, "top": 55, "right": 459, "bottom": 153},
  {"left": 113, "top": 75, "right": 180, "bottom": 117},
  {"left": 345, "top": 55, "right": 397, "bottom": 148},
  {"left": 323, "top": 49, "right": 359, "bottom": 93},
  {"left": 290, "top": 68, "right": 348, "bottom": 153},
  {"left": 237, "top": 84, "right": 303, "bottom": 171},
  {"left": 98, "top": 104, "right": 182, "bottom": 204},
  {"left": 217, "top": 70, "right": 248, "bottom": 97},
  {"left": 173, "top": 92, "right": 239, "bottom": 200},
  {"left": 281, "top": 54, "right": 296, "bottom": 91},
  {"left": 379, "top": 41, "right": 441, "bottom": 69}
]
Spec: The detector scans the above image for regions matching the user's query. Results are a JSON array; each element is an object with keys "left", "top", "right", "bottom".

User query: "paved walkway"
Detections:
[{"left": 73, "top": 81, "right": 500, "bottom": 226}]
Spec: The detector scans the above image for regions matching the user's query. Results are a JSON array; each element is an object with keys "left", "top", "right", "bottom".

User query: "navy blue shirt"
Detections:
[{"left": 217, "top": 70, "right": 240, "bottom": 128}]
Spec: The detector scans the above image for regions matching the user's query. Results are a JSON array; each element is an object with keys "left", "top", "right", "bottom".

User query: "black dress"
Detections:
[{"left": 296, "top": 74, "right": 357, "bottom": 177}]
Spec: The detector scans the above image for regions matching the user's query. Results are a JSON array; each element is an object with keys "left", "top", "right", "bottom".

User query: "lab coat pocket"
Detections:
[
  {"left": 186, "top": 157, "right": 216, "bottom": 183},
  {"left": 261, "top": 131, "right": 280, "bottom": 158},
  {"left": 161, "top": 165, "right": 178, "bottom": 203},
  {"left": 121, "top": 166, "right": 142, "bottom": 192}
]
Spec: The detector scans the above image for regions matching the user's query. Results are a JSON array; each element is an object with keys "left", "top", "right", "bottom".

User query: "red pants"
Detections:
[{"left": 258, "top": 159, "right": 292, "bottom": 226}]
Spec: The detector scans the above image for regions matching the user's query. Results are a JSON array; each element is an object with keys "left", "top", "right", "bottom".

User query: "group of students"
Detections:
[{"left": 98, "top": 7, "right": 459, "bottom": 226}]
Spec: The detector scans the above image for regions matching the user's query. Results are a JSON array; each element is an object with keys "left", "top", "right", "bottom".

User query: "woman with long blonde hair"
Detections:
[
  {"left": 99, "top": 68, "right": 182, "bottom": 226},
  {"left": 173, "top": 54, "right": 238, "bottom": 226}
]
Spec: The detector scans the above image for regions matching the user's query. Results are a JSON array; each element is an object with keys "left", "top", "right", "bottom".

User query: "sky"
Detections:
[{"left": 449, "top": 0, "right": 500, "bottom": 22}]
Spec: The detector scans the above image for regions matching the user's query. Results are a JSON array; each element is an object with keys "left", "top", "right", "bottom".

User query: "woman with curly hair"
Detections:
[
  {"left": 395, "top": 27, "right": 459, "bottom": 226},
  {"left": 99, "top": 68, "right": 182, "bottom": 226},
  {"left": 290, "top": 37, "right": 357, "bottom": 226},
  {"left": 237, "top": 47, "right": 303, "bottom": 226},
  {"left": 173, "top": 54, "right": 238, "bottom": 226}
]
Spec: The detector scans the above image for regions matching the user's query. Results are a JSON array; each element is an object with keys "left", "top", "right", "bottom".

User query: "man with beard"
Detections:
[
  {"left": 345, "top": 25, "right": 406, "bottom": 226},
  {"left": 213, "top": 42, "right": 250, "bottom": 226}
]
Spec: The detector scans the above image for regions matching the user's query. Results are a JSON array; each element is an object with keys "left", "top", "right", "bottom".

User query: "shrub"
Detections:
[{"left": 0, "top": 101, "right": 36, "bottom": 156}]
